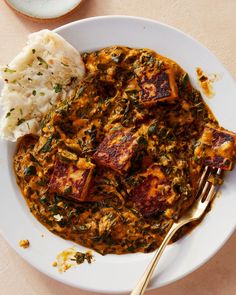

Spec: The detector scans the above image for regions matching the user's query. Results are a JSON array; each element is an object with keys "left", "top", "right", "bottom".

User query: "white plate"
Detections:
[
  {"left": 0, "top": 16, "right": 236, "bottom": 294},
  {"left": 5, "top": 0, "right": 82, "bottom": 19}
]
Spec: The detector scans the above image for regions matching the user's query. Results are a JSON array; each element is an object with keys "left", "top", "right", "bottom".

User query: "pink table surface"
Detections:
[{"left": 0, "top": 1, "right": 235, "bottom": 294}]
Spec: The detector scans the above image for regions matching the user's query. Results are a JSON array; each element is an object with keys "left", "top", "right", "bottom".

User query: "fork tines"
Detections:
[{"left": 196, "top": 166, "right": 222, "bottom": 203}]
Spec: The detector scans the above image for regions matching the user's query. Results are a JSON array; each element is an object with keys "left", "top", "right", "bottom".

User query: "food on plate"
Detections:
[
  {"left": 129, "top": 164, "right": 178, "bottom": 217},
  {"left": 53, "top": 247, "right": 93, "bottom": 273},
  {"left": 138, "top": 68, "right": 178, "bottom": 106},
  {"left": 93, "top": 129, "right": 140, "bottom": 174},
  {"left": 49, "top": 158, "right": 95, "bottom": 201},
  {"left": 194, "top": 126, "right": 236, "bottom": 170},
  {"left": 0, "top": 29, "right": 85, "bottom": 141},
  {"left": 19, "top": 239, "right": 30, "bottom": 249},
  {"left": 3, "top": 43, "right": 234, "bottom": 255},
  {"left": 196, "top": 67, "right": 219, "bottom": 98}
]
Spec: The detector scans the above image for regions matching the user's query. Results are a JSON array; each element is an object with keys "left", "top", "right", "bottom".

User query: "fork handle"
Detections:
[{"left": 130, "top": 221, "right": 188, "bottom": 295}]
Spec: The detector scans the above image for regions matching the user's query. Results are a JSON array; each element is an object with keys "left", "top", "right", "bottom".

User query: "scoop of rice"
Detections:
[{"left": 0, "top": 29, "right": 85, "bottom": 141}]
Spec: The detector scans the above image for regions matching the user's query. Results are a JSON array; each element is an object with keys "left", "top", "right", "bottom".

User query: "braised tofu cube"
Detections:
[
  {"left": 130, "top": 165, "right": 176, "bottom": 217},
  {"left": 93, "top": 130, "right": 138, "bottom": 174},
  {"left": 138, "top": 68, "right": 178, "bottom": 107},
  {"left": 49, "top": 158, "right": 95, "bottom": 201},
  {"left": 194, "top": 126, "right": 236, "bottom": 170}
]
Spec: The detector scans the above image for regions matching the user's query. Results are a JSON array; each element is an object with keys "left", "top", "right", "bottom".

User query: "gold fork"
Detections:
[{"left": 131, "top": 166, "right": 222, "bottom": 295}]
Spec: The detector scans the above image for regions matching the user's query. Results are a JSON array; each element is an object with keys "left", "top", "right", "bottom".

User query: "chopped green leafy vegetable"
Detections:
[
  {"left": 182, "top": 73, "right": 189, "bottom": 88},
  {"left": 37, "top": 56, "right": 48, "bottom": 69},
  {"left": 39, "top": 135, "right": 54, "bottom": 153},
  {"left": 61, "top": 62, "right": 69, "bottom": 67},
  {"left": 137, "top": 135, "right": 148, "bottom": 146},
  {"left": 24, "top": 166, "right": 36, "bottom": 176},
  {"left": 53, "top": 84, "right": 63, "bottom": 93},
  {"left": 17, "top": 118, "right": 25, "bottom": 126},
  {"left": 4, "top": 68, "right": 16, "bottom": 73},
  {"left": 5, "top": 108, "right": 15, "bottom": 118},
  {"left": 148, "top": 123, "right": 157, "bottom": 136}
]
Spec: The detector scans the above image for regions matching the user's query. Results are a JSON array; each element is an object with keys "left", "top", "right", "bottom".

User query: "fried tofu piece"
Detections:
[
  {"left": 130, "top": 165, "right": 176, "bottom": 217},
  {"left": 93, "top": 130, "right": 138, "bottom": 174},
  {"left": 49, "top": 158, "right": 95, "bottom": 201},
  {"left": 138, "top": 68, "right": 178, "bottom": 107},
  {"left": 194, "top": 126, "right": 236, "bottom": 170}
]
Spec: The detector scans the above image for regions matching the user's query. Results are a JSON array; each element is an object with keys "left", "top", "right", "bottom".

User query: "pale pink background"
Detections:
[{"left": 0, "top": 1, "right": 236, "bottom": 294}]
